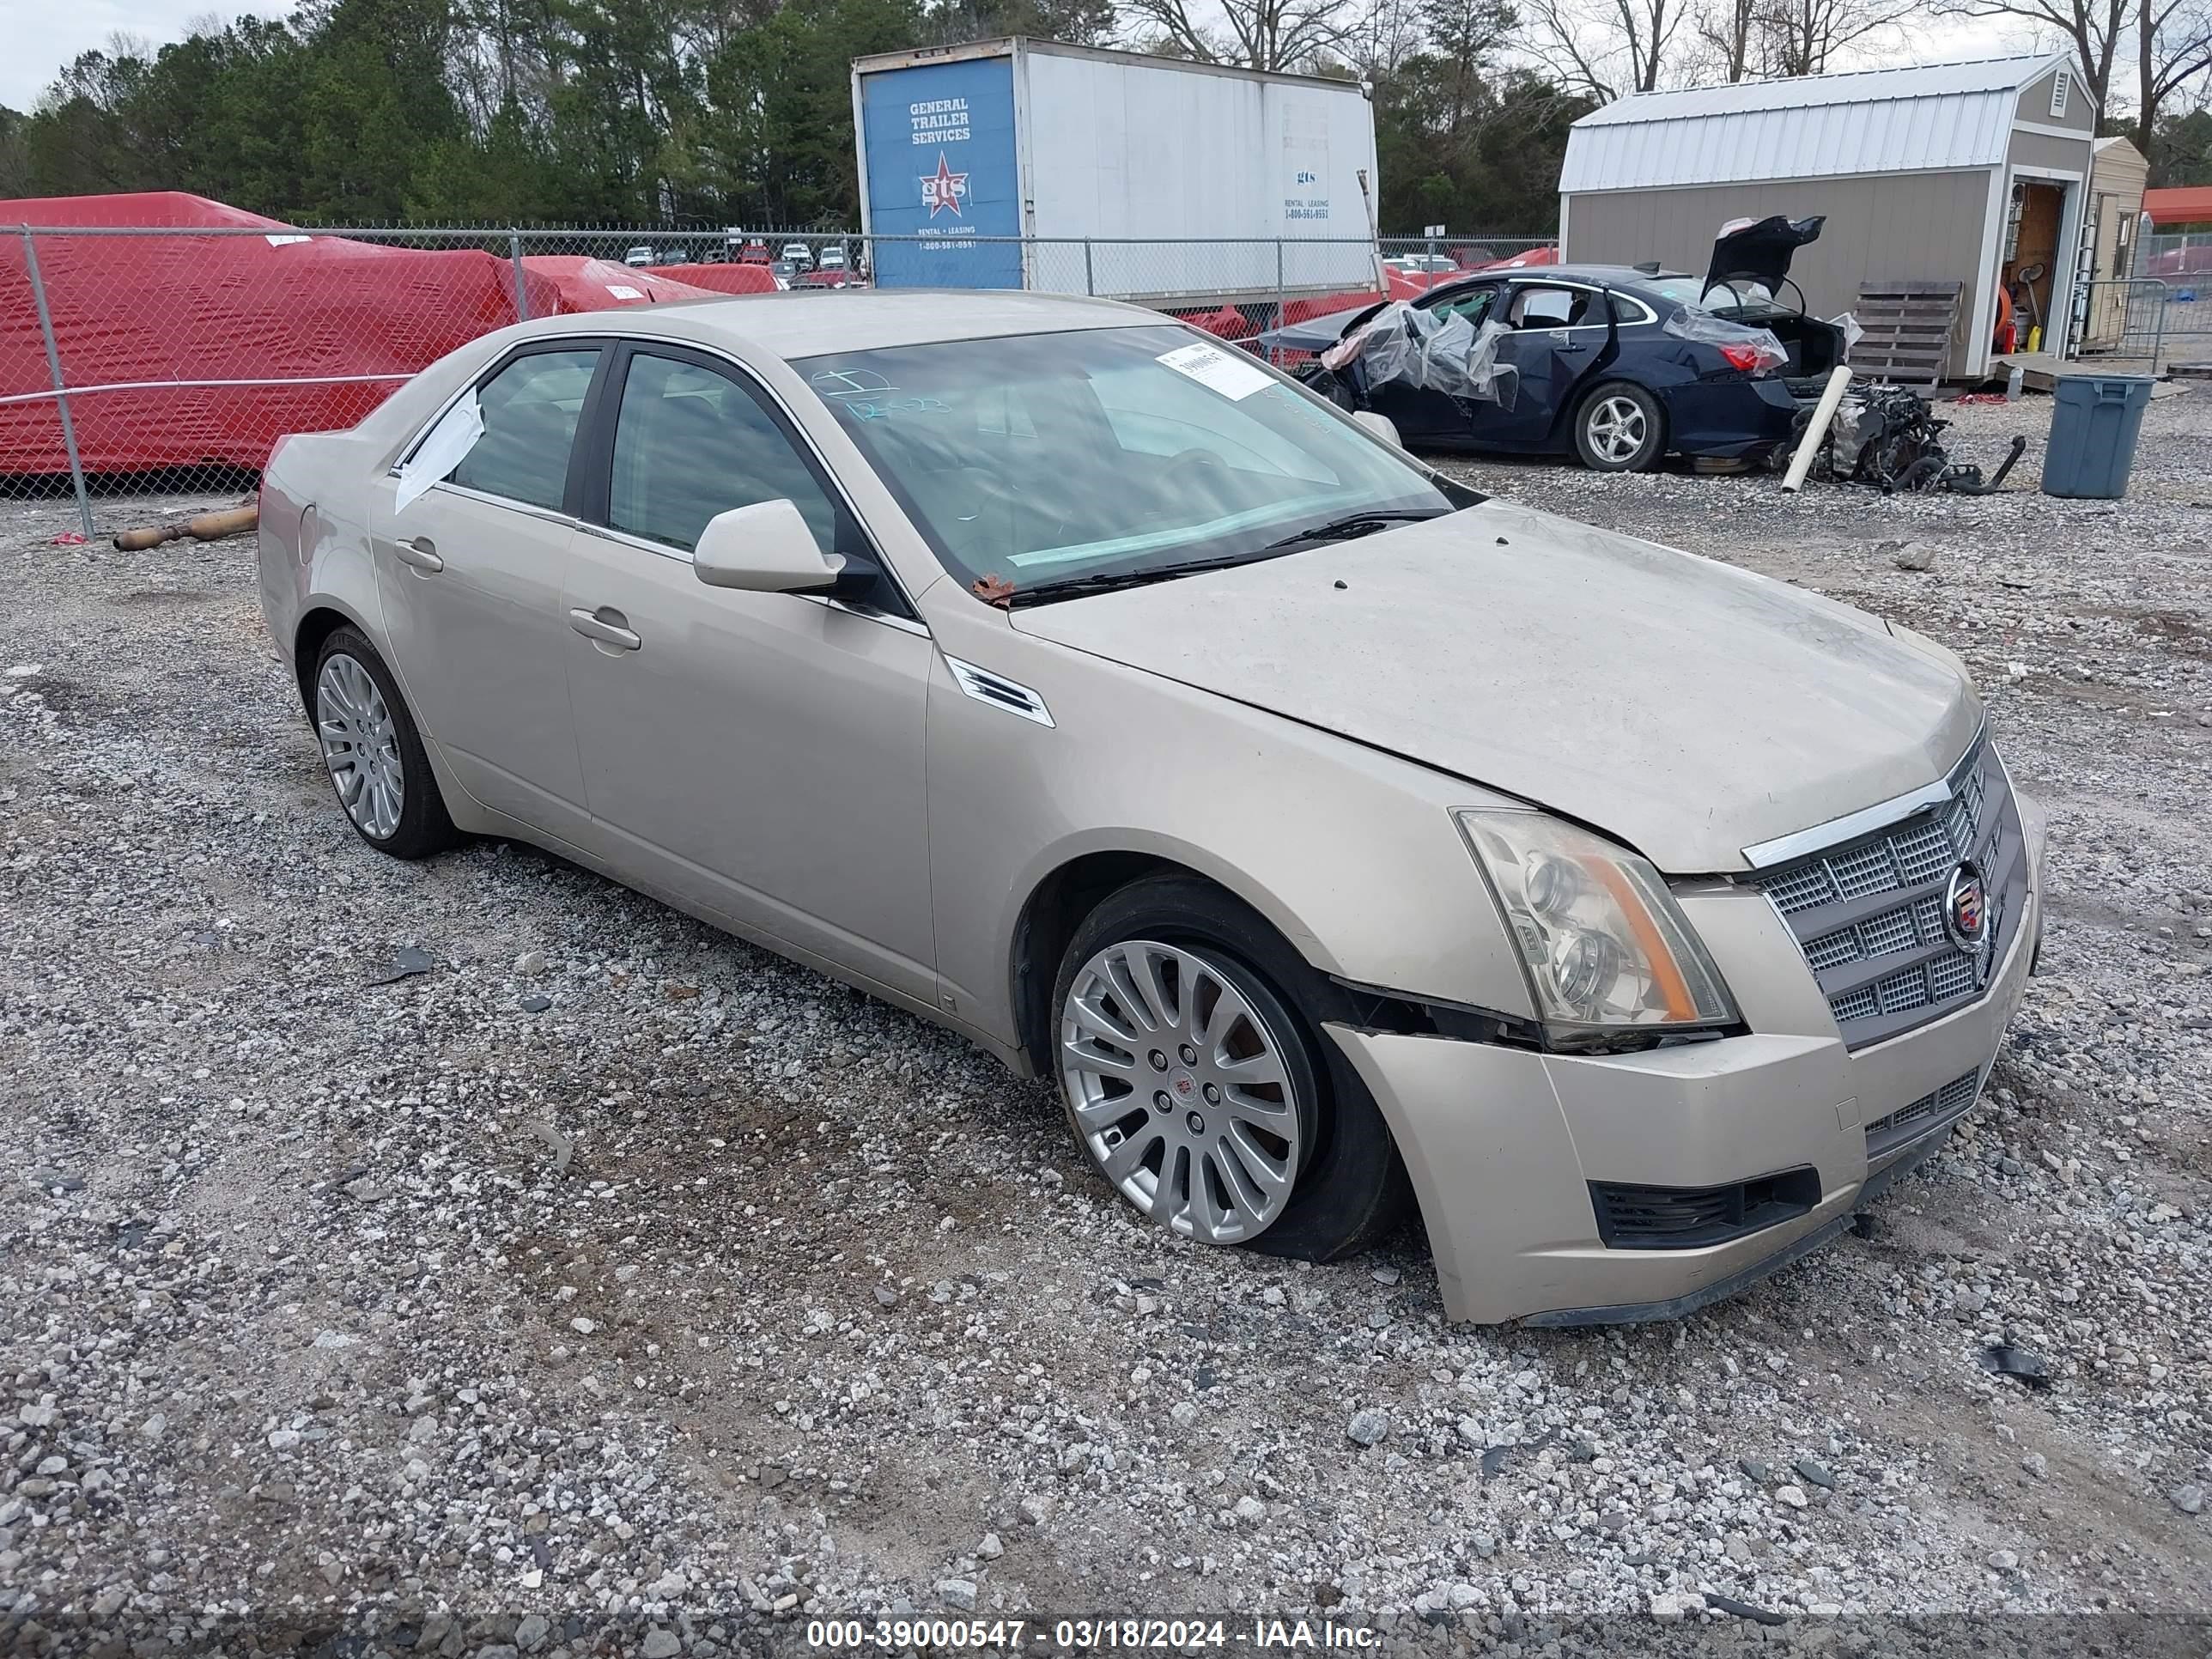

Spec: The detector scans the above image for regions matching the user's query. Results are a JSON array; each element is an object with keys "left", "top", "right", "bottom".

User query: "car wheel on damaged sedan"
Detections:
[
  {"left": 1053, "top": 876, "right": 1410, "bottom": 1259},
  {"left": 257, "top": 290, "right": 2045, "bottom": 1325},
  {"left": 1574, "top": 382, "right": 1665, "bottom": 472},
  {"left": 312, "top": 626, "right": 457, "bottom": 859}
]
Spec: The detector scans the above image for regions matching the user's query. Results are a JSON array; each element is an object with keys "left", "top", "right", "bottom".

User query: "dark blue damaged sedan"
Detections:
[{"left": 1267, "top": 251, "right": 1848, "bottom": 475}]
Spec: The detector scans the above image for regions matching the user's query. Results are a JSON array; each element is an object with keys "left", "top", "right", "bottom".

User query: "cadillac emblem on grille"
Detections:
[{"left": 1944, "top": 860, "right": 1993, "bottom": 982}]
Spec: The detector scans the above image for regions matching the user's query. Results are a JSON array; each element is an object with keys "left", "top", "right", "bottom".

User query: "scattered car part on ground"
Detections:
[
  {"left": 1792, "top": 380, "right": 2032, "bottom": 494},
  {"left": 110, "top": 498, "right": 258, "bottom": 551},
  {"left": 256, "top": 290, "right": 2044, "bottom": 1325}
]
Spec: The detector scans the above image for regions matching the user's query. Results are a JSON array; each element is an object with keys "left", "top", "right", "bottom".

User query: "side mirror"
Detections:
[
  {"left": 693, "top": 500, "right": 845, "bottom": 593},
  {"left": 1352, "top": 410, "right": 1402, "bottom": 448}
]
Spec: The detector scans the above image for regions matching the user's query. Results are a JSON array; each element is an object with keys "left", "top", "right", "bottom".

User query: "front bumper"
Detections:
[{"left": 1330, "top": 793, "right": 2045, "bottom": 1326}]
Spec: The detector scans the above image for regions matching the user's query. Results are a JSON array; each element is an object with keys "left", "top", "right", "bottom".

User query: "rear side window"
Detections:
[
  {"left": 608, "top": 353, "right": 839, "bottom": 553},
  {"left": 1507, "top": 286, "right": 1589, "bottom": 328},
  {"left": 452, "top": 349, "right": 599, "bottom": 510}
]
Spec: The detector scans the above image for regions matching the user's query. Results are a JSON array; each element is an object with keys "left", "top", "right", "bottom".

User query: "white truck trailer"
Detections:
[{"left": 849, "top": 38, "right": 1382, "bottom": 304}]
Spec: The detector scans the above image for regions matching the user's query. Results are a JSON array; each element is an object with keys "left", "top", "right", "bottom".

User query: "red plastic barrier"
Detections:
[
  {"left": 518, "top": 256, "right": 724, "bottom": 310},
  {"left": 1, "top": 191, "right": 562, "bottom": 475},
  {"left": 646, "top": 263, "right": 780, "bottom": 295}
]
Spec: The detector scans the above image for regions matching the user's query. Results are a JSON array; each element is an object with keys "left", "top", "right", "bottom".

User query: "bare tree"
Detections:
[
  {"left": 1121, "top": 0, "right": 1360, "bottom": 68},
  {"left": 1692, "top": 0, "right": 1759, "bottom": 80},
  {"left": 1929, "top": 0, "right": 2124, "bottom": 116},
  {"left": 1753, "top": 0, "right": 1917, "bottom": 76},
  {"left": 1522, "top": 0, "right": 1684, "bottom": 98},
  {"left": 2136, "top": 0, "right": 2212, "bottom": 149}
]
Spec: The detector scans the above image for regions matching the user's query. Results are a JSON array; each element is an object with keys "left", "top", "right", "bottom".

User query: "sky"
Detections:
[
  {"left": 0, "top": 0, "right": 2031, "bottom": 117},
  {"left": 0, "top": 0, "right": 292, "bottom": 111}
]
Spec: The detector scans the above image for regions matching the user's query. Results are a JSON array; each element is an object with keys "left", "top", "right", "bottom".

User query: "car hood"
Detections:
[{"left": 1010, "top": 499, "right": 1980, "bottom": 873}]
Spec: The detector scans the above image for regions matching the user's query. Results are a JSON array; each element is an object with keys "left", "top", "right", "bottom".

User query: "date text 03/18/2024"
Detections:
[{"left": 804, "top": 1618, "right": 1384, "bottom": 1650}]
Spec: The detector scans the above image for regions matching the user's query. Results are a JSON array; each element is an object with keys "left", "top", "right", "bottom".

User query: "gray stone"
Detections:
[
  {"left": 1347, "top": 1409, "right": 1389, "bottom": 1447},
  {"left": 1794, "top": 1458, "right": 1835, "bottom": 1490},
  {"left": 641, "top": 1632, "right": 681, "bottom": 1659},
  {"left": 975, "top": 1531, "right": 1003, "bottom": 1560},
  {"left": 2171, "top": 1484, "right": 2204, "bottom": 1516},
  {"left": 939, "top": 1578, "right": 978, "bottom": 1611}
]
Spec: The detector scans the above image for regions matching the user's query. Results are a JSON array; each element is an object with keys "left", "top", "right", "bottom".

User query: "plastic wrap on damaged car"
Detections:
[
  {"left": 1662, "top": 307, "right": 1790, "bottom": 372},
  {"left": 1322, "top": 303, "right": 1519, "bottom": 408}
]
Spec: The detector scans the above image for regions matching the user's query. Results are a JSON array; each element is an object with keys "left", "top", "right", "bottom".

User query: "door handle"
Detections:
[
  {"left": 568, "top": 606, "right": 641, "bottom": 651},
  {"left": 394, "top": 537, "right": 443, "bottom": 573}
]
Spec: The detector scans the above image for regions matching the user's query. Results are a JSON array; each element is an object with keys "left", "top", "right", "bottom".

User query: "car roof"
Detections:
[{"left": 506, "top": 289, "right": 1163, "bottom": 358}]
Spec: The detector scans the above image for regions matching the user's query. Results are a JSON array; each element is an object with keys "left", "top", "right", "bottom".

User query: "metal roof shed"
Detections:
[{"left": 1559, "top": 54, "right": 2096, "bottom": 378}]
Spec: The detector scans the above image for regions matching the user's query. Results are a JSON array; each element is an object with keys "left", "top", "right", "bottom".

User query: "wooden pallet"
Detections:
[{"left": 1849, "top": 281, "right": 1965, "bottom": 386}]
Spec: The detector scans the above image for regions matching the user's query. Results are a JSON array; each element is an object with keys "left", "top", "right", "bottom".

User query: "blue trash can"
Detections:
[{"left": 2041, "top": 374, "right": 2154, "bottom": 499}]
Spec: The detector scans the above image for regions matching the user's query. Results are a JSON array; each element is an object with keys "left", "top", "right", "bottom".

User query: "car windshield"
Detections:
[{"left": 797, "top": 324, "right": 1454, "bottom": 598}]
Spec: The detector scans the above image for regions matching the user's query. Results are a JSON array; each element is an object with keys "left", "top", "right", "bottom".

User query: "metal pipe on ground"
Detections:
[{"left": 1781, "top": 366, "right": 1853, "bottom": 495}]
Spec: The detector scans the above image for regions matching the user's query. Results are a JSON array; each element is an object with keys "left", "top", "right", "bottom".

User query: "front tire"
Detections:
[
  {"left": 1573, "top": 381, "right": 1666, "bottom": 472},
  {"left": 1051, "top": 876, "right": 1412, "bottom": 1260},
  {"left": 311, "top": 627, "right": 458, "bottom": 860}
]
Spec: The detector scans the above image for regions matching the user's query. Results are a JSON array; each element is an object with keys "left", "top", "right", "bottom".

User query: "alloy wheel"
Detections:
[
  {"left": 1586, "top": 396, "right": 1649, "bottom": 465},
  {"left": 1059, "top": 939, "right": 1304, "bottom": 1244},
  {"left": 315, "top": 653, "right": 404, "bottom": 841}
]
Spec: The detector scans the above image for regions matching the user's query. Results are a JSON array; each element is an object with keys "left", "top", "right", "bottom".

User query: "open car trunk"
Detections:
[
  {"left": 1762, "top": 313, "right": 1845, "bottom": 396},
  {"left": 1703, "top": 216, "right": 1844, "bottom": 399}
]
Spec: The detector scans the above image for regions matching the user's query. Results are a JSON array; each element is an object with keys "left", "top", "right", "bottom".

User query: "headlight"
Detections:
[{"left": 1454, "top": 809, "right": 1737, "bottom": 1036}]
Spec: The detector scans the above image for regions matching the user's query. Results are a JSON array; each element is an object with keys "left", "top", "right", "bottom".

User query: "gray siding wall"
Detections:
[
  {"left": 2016, "top": 65, "right": 2095, "bottom": 131},
  {"left": 2008, "top": 130, "right": 2095, "bottom": 173},
  {"left": 1564, "top": 171, "right": 1994, "bottom": 374}
]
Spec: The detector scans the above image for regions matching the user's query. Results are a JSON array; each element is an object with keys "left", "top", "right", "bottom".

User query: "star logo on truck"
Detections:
[{"left": 920, "top": 153, "right": 969, "bottom": 218}]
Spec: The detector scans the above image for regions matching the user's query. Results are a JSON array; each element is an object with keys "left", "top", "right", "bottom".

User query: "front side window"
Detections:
[
  {"left": 452, "top": 349, "right": 599, "bottom": 510},
  {"left": 1428, "top": 287, "right": 1498, "bottom": 325},
  {"left": 608, "top": 352, "right": 839, "bottom": 554},
  {"left": 799, "top": 323, "right": 1455, "bottom": 599}
]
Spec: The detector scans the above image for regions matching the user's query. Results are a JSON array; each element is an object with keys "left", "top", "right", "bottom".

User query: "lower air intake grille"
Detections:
[
  {"left": 1865, "top": 1068, "right": 1984, "bottom": 1158},
  {"left": 1590, "top": 1167, "right": 1822, "bottom": 1251}
]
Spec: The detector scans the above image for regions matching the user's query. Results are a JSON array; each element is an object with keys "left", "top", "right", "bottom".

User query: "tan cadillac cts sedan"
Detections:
[{"left": 257, "top": 291, "right": 2045, "bottom": 1325}]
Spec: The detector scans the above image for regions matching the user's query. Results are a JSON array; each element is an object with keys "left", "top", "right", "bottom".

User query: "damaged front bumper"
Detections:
[{"left": 1327, "top": 792, "right": 2047, "bottom": 1326}]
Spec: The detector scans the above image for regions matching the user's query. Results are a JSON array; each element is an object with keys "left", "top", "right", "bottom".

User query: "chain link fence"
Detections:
[{"left": 2, "top": 222, "right": 1556, "bottom": 531}]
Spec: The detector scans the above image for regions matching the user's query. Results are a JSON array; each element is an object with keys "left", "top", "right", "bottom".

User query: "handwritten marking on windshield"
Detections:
[{"left": 846, "top": 398, "right": 951, "bottom": 421}]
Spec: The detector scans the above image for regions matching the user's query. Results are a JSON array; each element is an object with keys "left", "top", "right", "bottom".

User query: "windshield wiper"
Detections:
[
  {"left": 1006, "top": 552, "right": 1279, "bottom": 607},
  {"left": 1003, "top": 510, "right": 1450, "bottom": 607},
  {"left": 1261, "top": 508, "right": 1445, "bottom": 551}
]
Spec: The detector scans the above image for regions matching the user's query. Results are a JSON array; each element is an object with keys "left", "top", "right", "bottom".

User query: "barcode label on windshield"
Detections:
[{"left": 1157, "top": 342, "right": 1272, "bottom": 401}]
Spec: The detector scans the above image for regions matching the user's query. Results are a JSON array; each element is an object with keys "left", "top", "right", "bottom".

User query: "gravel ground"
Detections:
[{"left": 1, "top": 386, "right": 2208, "bottom": 1655}]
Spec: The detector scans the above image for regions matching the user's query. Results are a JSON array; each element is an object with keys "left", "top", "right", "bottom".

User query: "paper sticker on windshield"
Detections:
[{"left": 1157, "top": 342, "right": 1271, "bottom": 401}]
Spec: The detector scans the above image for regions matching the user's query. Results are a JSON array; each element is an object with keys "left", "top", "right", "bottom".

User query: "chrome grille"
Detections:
[
  {"left": 1878, "top": 964, "right": 1929, "bottom": 1014},
  {"left": 1763, "top": 753, "right": 1991, "bottom": 919},
  {"left": 1929, "top": 952, "right": 1978, "bottom": 1001},
  {"left": 1753, "top": 738, "right": 2021, "bottom": 1048}
]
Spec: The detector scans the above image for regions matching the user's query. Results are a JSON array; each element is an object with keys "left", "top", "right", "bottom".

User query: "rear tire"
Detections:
[
  {"left": 1573, "top": 381, "right": 1666, "bottom": 472},
  {"left": 310, "top": 627, "right": 459, "bottom": 860},
  {"left": 1051, "top": 875, "right": 1413, "bottom": 1261}
]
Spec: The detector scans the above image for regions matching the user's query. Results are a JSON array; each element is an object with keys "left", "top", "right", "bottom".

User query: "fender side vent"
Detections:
[{"left": 945, "top": 657, "right": 1054, "bottom": 727}]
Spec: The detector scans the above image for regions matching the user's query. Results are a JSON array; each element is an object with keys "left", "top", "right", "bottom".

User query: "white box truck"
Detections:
[{"left": 850, "top": 38, "right": 1382, "bottom": 304}]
